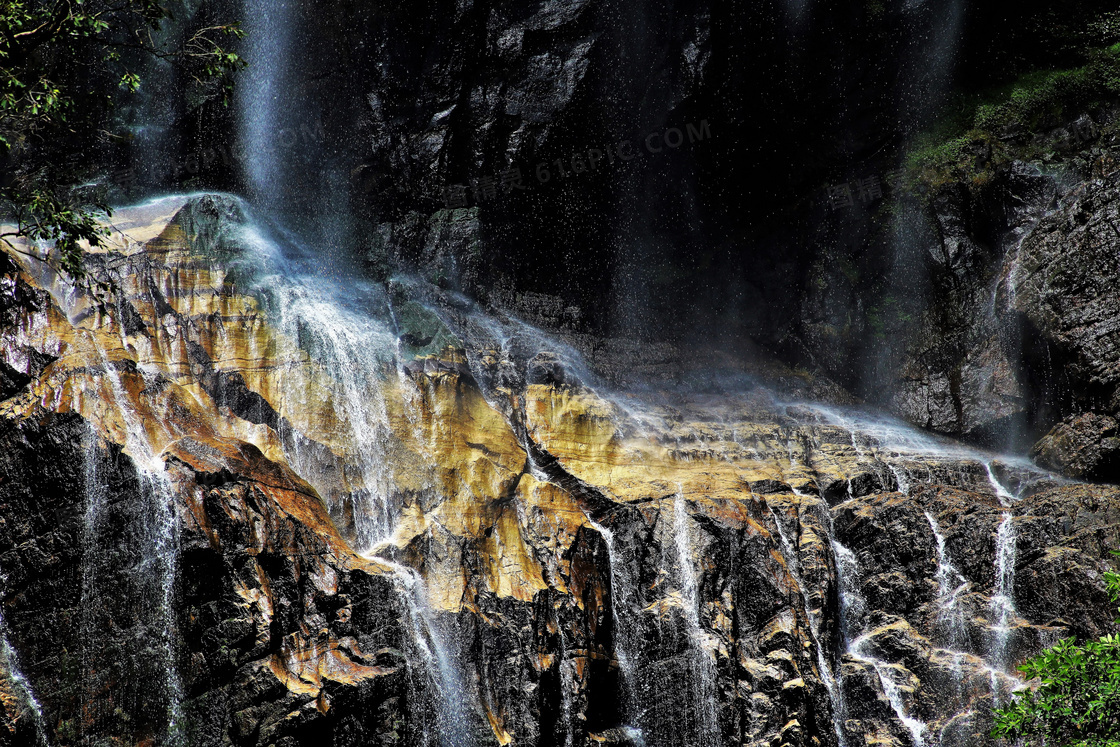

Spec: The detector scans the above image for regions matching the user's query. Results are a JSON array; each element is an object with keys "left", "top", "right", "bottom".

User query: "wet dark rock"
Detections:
[
  {"left": 0, "top": 362, "right": 31, "bottom": 402},
  {"left": 527, "top": 352, "right": 577, "bottom": 387},
  {"left": 998, "top": 170, "right": 1120, "bottom": 479},
  {"left": 1032, "top": 413, "right": 1120, "bottom": 480},
  {"left": 0, "top": 264, "right": 55, "bottom": 403},
  {"left": 5, "top": 191, "right": 1120, "bottom": 747},
  {"left": 0, "top": 409, "right": 416, "bottom": 747}
]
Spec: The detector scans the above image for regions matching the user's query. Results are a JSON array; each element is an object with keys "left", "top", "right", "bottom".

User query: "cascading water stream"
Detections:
[
  {"left": 832, "top": 536, "right": 928, "bottom": 747},
  {"left": 922, "top": 507, "right": 975, "bottom": 729},
  {"left": 586, "top": 517, "right": 645, "bottom": 744},
  {"left": 988, "top": 516, "right": 1017, "bottom": 705},
  {"left": 4, "top": 220, "right": 1078, "bottom": 747},
  {"left": 985, "top": 461, "right": 1020, "bottom": 705},
  {"left": 239, "top": 0, "right": 296, "bottom": 205},
  {"left": 382, "top": 561, "right": 473, "bottom": 747},
  {"left": 27, "top": 266, "right": 189, "bottom": 747},
  {"left": 924, "top": 512, "right": 970, "bottom": 652},
  {"left": 98, "top": 385, "right": 185, "bottom": 746},
  {"left": 556, "top": 626, "right": 577, "bottom": 747},
  {"left": 218, "top": 214, "right": 480, "bottom": 742},
  {"left": 670, "top": 492, "right": 720, "bottom": 747},
  {"left": 234, "top": 221, "right": 401, "bottom": 549},
  {"left": 988, "top": 467, "right": 1020, "bottom": 692},
  {"left": 1, "top": 0, "right": 1107, "bottom": 742},
  {"left": 804, "top": 404, "right": 1037, "bottom": 728},
  {"left": 0, "top": 564, "right": 50, "bottom": 747},
  {"left": 765, "top": 494, "right": 850, "bottom": 747},
  {"left": 780, "top": 411, "right": 927, "bottom": 745}
]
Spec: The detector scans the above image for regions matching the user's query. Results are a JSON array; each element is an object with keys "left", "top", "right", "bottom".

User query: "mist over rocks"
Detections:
[
  {"left": 4, "top": 1, "right": 1120, "bottom": 746},
  {"left": 1, "top": 197, "right": 1118, "bottom": 746},
  {"left": 100, "top": 0, "right": 1120, "bottom": 475}
]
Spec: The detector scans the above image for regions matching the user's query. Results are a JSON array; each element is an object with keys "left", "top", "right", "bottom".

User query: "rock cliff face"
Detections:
[
  {"left": 107, "top": 0, "right": 1120, "bottom": 487},
  {"left": 779, "top": 102, "right": 1120, "bottom": 481},
  {"left": 99, "top": 0, "right": 1120, "bottom": 480},
  {"left": 1, "top": 195, "right": 1119, "bottom": 747},
  {"left": 999, "top": 168, "right": 1120, "bottom": 479}
]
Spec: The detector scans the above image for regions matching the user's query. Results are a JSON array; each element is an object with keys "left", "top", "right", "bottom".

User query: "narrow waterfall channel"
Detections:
[
  {"left": 231, "top": 0, "right": 487, "bottom": 729},
  {"left": 924, "top": 511, "right": 970, "bottom": 677},
  {"left": 238, "top": 0, "right": 297, "bottom": 205},
  {"left": 670, "top": 492, "right": 720, "bottom": 747},
  {"left": 985, "top": 464, "right": 1022, "bottom": 707},
  {"left": 586, "top": 517, "right": 644, "bottom": 745},
  {"left": 387, "top": 561, "right": 474, "bottom": 747},
  {"left": 834, "top": 536, "right": 928, "bottom": 747},
  {"left": 0, "top": 572, "right": 49, "bottom": 747},
  {"left": 766, "top": 497, "right": 850, "bottom": 747}
]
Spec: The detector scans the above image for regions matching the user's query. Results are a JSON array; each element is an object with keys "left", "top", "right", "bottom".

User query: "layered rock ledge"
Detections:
[{"left": 0, "top": 195, "right": 1117, "bottom": 747}]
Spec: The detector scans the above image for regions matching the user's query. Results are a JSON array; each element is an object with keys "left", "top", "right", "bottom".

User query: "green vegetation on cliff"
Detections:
[
  {"left": 0, "top": 0, "right": 243, "bottom": 282},
  {"left": 906, "top": 12, "right": 1120, "bottom": 191},
  {"left": 993, "top": 567, "right": 1120, "bottom": 747}
]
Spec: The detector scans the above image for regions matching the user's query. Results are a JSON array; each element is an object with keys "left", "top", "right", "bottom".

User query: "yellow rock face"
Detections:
[
  {"left": 5, "top": 194, "right": 1061, "bottom": 747},
  {"left": 0, "top": 193, "right": 938, "bottom": 622}
]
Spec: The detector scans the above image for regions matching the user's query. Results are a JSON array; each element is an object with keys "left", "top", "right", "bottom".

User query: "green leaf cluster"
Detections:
[
  {"left": 992, "top": 567, "right": 1120, "bottom": 747},
  {"left": 0, "top": 1, "right": 244, "bottom": 284},
  {"left": 904, "top": 16, "right": 1120, "bottom": 193}
]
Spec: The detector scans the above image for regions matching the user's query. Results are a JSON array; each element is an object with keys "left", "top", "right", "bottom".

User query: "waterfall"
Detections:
[
  {"left": 988, "top": 515, "right": 1018, "bottom": 705},
  {"left": 557, "top": 626, "right": 577, "bottom": 747},
  {"left": 234, "top": 219, "right": 400, "bottom": 550},
  {"left": 767, "top": 498, "right": 850, "bottom": 747},
  {"left": 218, "top": 213, "right": 482, "bottom": 742},
  {"left": 984, "top": 462, "right": 1017, "bottom": 504},
  {"left": 51, "top": 274, "right": 185, "bottom": 747},
  {"left": 145, "top": 195, "right": 478, "bottom": 745},
  {"left": 890, "top": 464, "right": 913, "bottom": 495},
  {"left": 586, "top": 517, "right": 645, "bottom": 744},
  {"left": 984, "top": 461, "right": 1020, "bottom": 705},
  {"left": 924, "top": 512, "right": 970, "bottom": 651},
  {"left": 238, "top": 0, "right": 296, "bottom": 204},
  {"left": 237, "top": 0, "right": 352, "bottom": 252},
  {"left": 385, "top": 562, "right": 474, "bottom": 747},
  {"left": 924, "top": 509, "right": 972, "bottom": 712},
  {"left": 2, "top": 216, "right": 1078, "bottom": 747},
  {"left": 3, "top": 0, "right": 1106, "bottom": 741},
  {"left": 84, "top": 443, "right": 184, "bottom": 746},
  {"left": 670, "top": 493, "right": 720, "bottom": 747},
  {"left": 833, "top": 537, "right": 928, "bottom": 747},
  {"left": 0, "top": 571, "right": 50, "bottom": 747},
  {"left": 899, "top": 0, "right": 967, "bottom": 126}
]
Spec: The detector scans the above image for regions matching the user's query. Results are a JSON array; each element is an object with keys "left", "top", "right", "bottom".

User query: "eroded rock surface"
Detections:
[{"left": 1, "top": 195, "right": 1118, "bottom": 747}]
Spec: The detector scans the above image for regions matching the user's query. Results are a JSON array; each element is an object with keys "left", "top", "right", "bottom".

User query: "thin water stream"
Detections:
[
  {"left": 0, "top": 564, "right": 50, "bottom": 747},
  {"left": 670, "top": 492, "right": 721, "bottom": 747}
]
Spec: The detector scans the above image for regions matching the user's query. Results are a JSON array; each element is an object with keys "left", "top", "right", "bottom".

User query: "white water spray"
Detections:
[
  {"left": 671, "top": 493, "right": 720, "bottom": 747},
  {"left": 833, "top": 537, "right": 928, "bottom": 747},
  {"left": 382, "top": 561, "right": 474, "bottom": 747}
]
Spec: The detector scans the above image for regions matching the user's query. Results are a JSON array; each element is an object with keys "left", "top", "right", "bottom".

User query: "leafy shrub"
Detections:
[
  {"left": 904, "top": 43, "right": 1120, "bottom": 192},
  {"left": 992, "top": 566, "right": 1120, "bottom": 747}
]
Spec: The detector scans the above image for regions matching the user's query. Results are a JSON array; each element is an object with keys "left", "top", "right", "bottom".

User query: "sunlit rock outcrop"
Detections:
[{"left": 1, "top": 194, "right": 1119, "bottom": 747}]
